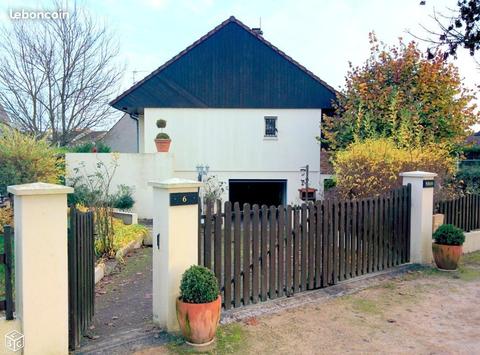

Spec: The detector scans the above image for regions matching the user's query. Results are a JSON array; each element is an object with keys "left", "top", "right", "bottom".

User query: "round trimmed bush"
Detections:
[
  {"left": 156, "top": 119, "right": 167, "bottom": 129},
  {"left": 156, "top": 132, "right": 170, "bottom": 140},
  {"left": 433, "top": 224, "right": 465, "bottom": 246},
  {"left": 179, "top": 265, "right": 219, "bottom": 304}
]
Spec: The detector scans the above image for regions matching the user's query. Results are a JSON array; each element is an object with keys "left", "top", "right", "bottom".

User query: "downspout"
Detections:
[{"left": 130, "top": 113, "right": 140, "bottom": 153}]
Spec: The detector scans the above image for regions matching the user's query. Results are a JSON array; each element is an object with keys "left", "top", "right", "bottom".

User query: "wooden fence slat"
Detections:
[
  {"left": 345, "top": 201, "right": 351, "bottom": 279},
  {"left": 269, "top": 205, "right": 277, "bottom": 299},
  {"left": 243, "top": 203, "right": 251, "bottom": 305},
  {"left": 224, "top": 201, "right": 232, "bottom": 309},
  {"left": 68, "top": 209, "right": 77, "bottom": 348},
  {"left": 286, "top": 205, "right": 293, "bottom": 295},
  {"left": 3, "top": 226, "right": 12, "bottom": 321},
  {"left": 204, "top": 201, "right": 213, "bottom": 269},
  {"left": 293, "top": 207, "right": 300, "bottom": 292},
  {"left": 234, "top": 202, "right": 242, "bottom": 307},
  {"left": 406, "top": 184, "right": 411, "bottom": 262},
  {"left": 198, "top": 200, "right": 202, "bottom": 264},
  {"left": 397, "top": 188, "right": 402, "bottom": 264},
  {"left": 351, "top": 200, "right": 358, "bottom": 277},
  {"left": 367, "top": 198, "right": 375, "bottom": 272},
  {"left": 339, "top": 202, "right": 345, "bottom": 281},
  {"left": 308, "top": 203, "right": 315, "bottom": 289},
  {"left": 261, "top": 205, "right": 269, "bottom": 300},
  {"left": 322, "top": 200, "right": 329, "bottom": 286},
  {"left": 315, "top": 201, "right": 323, "bottom": 287},
  {"left": 278, "top": 205, "right": 285, "bottom": 297},
  {"left": 388, "top": 191, "right": 394, "bottom": 268},
  {"left": 251, "top": 204, "right": 260, "bottom": 303},
  {"left": 332, "top": 202, "right": 338, "bottom": 284},
  {"left": 379, "top": 197, "right": 385, "bottom": 270},
  {"left": 362, "top": 200, "right": 368, "bottom": 274},
  {"left": 214, "top": 200, "right": 222, "bottom": 283},
  {"left": 300, "top": 204, "right": 308, "bottom": 290},
  {"left": 371, "top": 198, "right": 377, "bottom": 271}
]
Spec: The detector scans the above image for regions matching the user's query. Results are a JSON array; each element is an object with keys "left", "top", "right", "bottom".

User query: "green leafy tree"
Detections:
[
  {"left": 0, "top": 126, "right": 63, "bottom": 195},
  {"left": 323, "top": 34, "right": 478, "bottom": 151}
]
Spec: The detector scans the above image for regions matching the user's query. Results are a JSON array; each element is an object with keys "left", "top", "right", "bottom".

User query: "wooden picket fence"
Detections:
[
  {"left": 199, "top": 185, "right": 411, "bottom": 309},
  {"left": 68, "top": 208, "right": 95, "bottom": 350},
  {"left": 436, "top": 193, "right": 480, "bottom": 232}
]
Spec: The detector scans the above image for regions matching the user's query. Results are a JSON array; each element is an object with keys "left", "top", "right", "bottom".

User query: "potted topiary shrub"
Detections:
[
  {"left": 432, "top": 224, "right": 465, "bottom": 270},
  {"left": 176, "top": 265, "right": 221, "bottom": 346},
  {"left": 154, "top": 119, "right": 171, "bottom": 152}
]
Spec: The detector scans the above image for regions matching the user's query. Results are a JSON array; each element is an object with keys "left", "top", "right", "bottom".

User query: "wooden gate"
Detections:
[
  {"left": 68, "top": 208, "right": 95, "bottom": 350},
  {"left": 0, "top": 225, "right": 14, "bottom": 320},
  {"left": 199, "top": 185, "right": 411, "bottom": 309}
]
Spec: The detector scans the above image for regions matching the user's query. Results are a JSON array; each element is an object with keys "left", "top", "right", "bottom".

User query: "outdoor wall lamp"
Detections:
[{"left": 196, "top": 164, "right": 210, "bottom": 182}]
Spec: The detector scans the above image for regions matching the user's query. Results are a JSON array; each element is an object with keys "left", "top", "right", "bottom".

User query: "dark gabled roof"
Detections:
[{"left": 110, "top": 16, "right": 336, "bottom": 114}]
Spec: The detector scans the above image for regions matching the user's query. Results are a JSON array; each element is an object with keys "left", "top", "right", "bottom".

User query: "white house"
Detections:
[{"left": 109, "top": 16, "right": 336, "bottom": 206}]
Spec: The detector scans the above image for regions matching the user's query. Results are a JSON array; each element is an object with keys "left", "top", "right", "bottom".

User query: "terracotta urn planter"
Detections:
[
  {"left": 432, "top": 243, "right": 463, "bottom": 270},
  {"left": 176, "top": 296, "right": 221, "bottom": 346},
  {"left": 154, "top": 138, "right": 171, "bottom": 152}
]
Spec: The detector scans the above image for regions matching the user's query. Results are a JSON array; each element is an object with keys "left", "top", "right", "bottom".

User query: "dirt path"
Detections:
[
  {"left": 143, "top": 252, "right": 480, "bottom": 355},
  {"left": 79, "top": 247, "right": 160, "bottom": 353}
]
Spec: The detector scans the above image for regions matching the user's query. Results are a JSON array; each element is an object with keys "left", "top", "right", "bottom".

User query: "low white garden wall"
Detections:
[
  {"left": 66, "top": 153, "right": 174, "bottom": 219},
  {"left": 463, "top": 230, "right": 480, "bottom": 254}
]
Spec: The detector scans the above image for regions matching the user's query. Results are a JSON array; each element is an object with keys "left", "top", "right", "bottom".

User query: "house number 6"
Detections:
[{"left": 182, "top": 196, "right": 187, "bottom": 203}]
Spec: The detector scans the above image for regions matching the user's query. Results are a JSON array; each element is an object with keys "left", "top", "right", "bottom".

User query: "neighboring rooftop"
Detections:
[
  {"left": 466, "top": 131, "right": 480, "bottom": 145},
  {"left": 111, "top": 16, "right": 336, "bottom": 115}
]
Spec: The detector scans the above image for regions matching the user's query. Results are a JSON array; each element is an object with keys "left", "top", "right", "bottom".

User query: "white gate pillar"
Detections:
[
  {"left": 8, "top": 182, "right": 73, "bottom": 355},
  {"left": 149, "top": 178, "right": 202, "bottom": 331},
  {"left": 400, "top": 171, "right": 437, "bottom": 264}
]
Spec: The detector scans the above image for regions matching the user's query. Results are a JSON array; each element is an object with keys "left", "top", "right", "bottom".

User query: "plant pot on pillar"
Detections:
[
  {"left": 154, "top": 119, "right": 171, "bottom": 152},
  {"left": 432, "top": 224, "right": 465, "bottom": 270}
]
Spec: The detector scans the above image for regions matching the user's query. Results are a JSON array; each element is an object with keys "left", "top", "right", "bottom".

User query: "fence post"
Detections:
[
  {"left": 400, "top": 171, "right": 437, "bottom": 264},
  {"left": 7, "top": 182, "right": 73, "bottom": 355},
  {"left": 149, "top": 178, "right": 203, "bottom": 331}
]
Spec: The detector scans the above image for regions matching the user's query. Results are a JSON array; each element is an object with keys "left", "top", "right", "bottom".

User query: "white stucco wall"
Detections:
[
  {"left": 143, "top": 108, "right": 322, "bottom": 204},
  {"left": 66, "top": 153, "right": 173, "bottom": 218},
  {"left": 463, "top": 230, "right": 480, "bottom": 254}
]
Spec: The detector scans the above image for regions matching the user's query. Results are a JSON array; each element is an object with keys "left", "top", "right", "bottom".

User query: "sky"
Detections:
[{"left": 0, "top": 0, "right": 479, "bottom": 130}]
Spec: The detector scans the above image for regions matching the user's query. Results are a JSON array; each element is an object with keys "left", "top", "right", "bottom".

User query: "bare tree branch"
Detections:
[{"left": 0, "top": 1, "right": 123, "bottom": 145}]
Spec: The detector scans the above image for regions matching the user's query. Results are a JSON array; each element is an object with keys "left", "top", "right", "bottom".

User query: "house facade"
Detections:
[
  {"left": 110, "top": 16, "right": 336, "bottom": 205},
  {"left": 102, "top": 113, "right": 138, "bottom": 153}
]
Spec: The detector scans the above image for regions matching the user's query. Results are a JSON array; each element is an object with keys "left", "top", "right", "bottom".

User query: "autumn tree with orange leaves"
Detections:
[{"left": 323, "top": 34, "right": 479, "bottom": 151}]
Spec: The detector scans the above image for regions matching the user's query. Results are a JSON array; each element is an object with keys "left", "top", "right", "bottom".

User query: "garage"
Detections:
[{"left": 228, "top": 179, "right": 287, "bottom": 207}]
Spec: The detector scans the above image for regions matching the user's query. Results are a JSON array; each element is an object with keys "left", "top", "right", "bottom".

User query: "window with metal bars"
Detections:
[{"left": 264, "top": 116, "right": 277, "bottom": 137}]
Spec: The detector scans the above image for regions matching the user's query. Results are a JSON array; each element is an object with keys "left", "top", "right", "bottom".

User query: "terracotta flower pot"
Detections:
[
  {"left": 154, "top": 138, "right": 171, "bottom": 152},
  {"left": 176, "top": 296, "right": 221, "bottom": 345},
  {"left": 432, "top": 243, "right": 463, "bottom": 270}
]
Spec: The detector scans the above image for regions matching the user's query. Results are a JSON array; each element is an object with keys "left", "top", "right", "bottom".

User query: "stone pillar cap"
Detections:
[
  {"left": 149, "top": 178, "right": 203, "bottom": 190},
  {"left": 399, "top": 171, "right": 437, "bottom": 178},
  {"left": 7, "top": 182, "right": 74, "bottom": 196}
]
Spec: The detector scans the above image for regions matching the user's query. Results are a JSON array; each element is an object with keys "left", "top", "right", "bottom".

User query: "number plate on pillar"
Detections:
[
  {"left": 170, "top": 192, "right": 198, "bottom": 206},
  {"left": 423, "top": 180, "right": 435, "bottom": 188}
]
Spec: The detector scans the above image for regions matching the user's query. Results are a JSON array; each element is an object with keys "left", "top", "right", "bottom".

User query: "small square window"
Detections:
[{"left": 265, "top": 117, "right": 277, "bottom": 137}]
